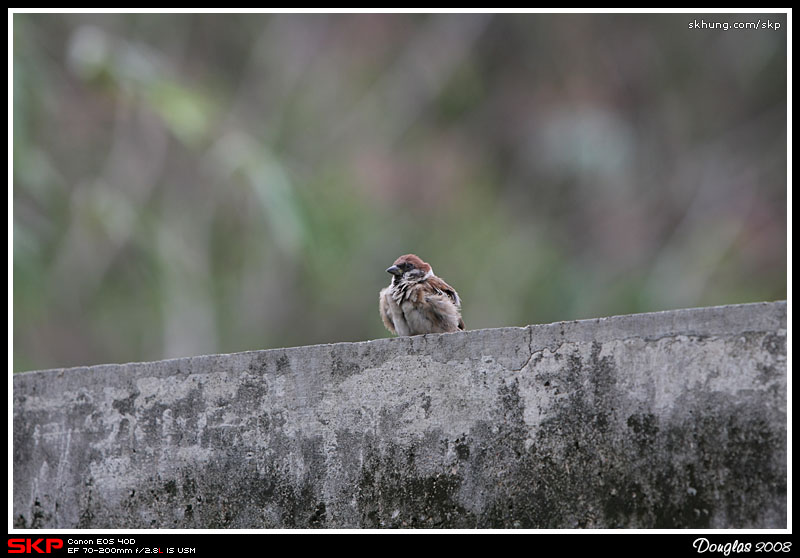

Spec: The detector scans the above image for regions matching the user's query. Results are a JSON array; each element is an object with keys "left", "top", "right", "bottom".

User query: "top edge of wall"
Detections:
[{"left": 14, "top": 300, "right": 786, "bottom": 379}]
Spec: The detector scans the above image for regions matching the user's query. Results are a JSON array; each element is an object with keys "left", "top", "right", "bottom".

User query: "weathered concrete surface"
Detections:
[{"left": 13, "top": 301, "right": 787, "bottom": 529}]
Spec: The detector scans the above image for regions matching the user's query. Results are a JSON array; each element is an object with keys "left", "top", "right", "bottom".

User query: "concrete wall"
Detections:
[{"left": 13, "top": 302, "right": 787, "bottom": 529}]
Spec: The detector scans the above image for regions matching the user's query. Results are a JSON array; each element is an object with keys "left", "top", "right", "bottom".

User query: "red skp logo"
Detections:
[{"left": 8, "top": 539, "right": 63, "bottom": 554}]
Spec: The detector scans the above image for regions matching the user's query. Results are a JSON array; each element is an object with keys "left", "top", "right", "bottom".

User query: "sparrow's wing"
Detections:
[
  {"left": 413, "top": 278, "right": 464, "bottom": 332},
  {"left": 426, "top": 276, "right": 461, "bottom": 308}
]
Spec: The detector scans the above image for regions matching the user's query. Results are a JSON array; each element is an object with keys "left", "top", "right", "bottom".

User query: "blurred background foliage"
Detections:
[{"left": 12, "top": 13, "right": 787, "bottom": 372}]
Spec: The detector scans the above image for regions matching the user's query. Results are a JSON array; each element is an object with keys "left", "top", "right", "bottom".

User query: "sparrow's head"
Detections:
[{"left": 386, "top": 254, "right": 432, "bottom": 282}]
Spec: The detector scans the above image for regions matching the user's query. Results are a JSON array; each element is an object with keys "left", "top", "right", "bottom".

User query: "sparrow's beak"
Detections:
[{"left": 386, "top": 265, "right": 402, "bottom": 276}]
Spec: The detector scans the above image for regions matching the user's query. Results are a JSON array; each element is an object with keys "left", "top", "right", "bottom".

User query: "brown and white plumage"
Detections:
[{"left": 379, "top": 254, "right": 465, "bottom": 336}]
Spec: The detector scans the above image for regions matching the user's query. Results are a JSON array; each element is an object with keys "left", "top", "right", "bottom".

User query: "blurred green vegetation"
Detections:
[{"left": 12, "top": 13, "right": 787, "bottom": 372}]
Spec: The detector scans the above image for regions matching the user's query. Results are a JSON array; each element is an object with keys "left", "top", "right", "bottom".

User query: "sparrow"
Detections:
[{"left": 379, "top": 254, "right": 465, "bottom": 336}]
